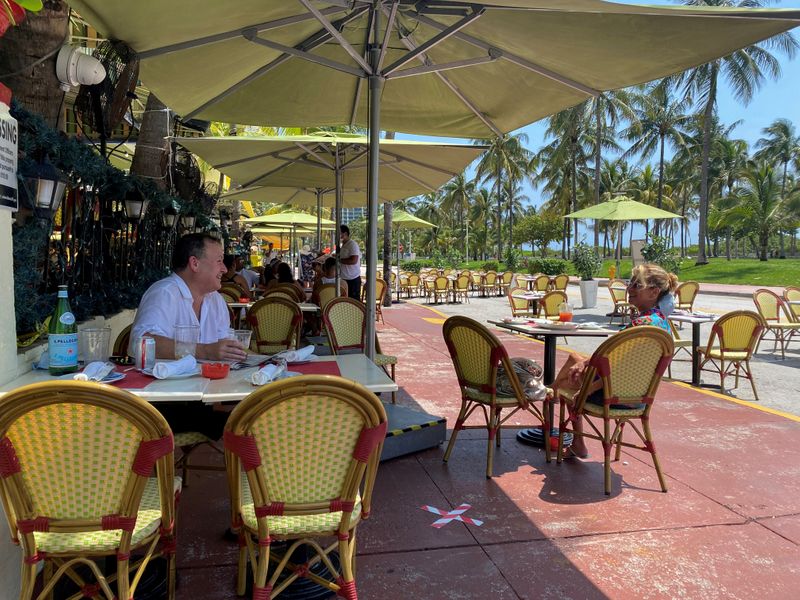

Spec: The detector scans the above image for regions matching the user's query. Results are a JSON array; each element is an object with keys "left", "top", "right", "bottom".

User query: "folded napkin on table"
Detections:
[
  {"left": 74, "top": 361, "right": 115, "bottom": 381},
  {"left": 273, "top": 345, "right": 316, "bottom": 364},
  {"left": 152, "top": 355, "right": 198, "bottom": 379},
  {"left": 251, "top": 362, "right": 286, "bottom": 386}
]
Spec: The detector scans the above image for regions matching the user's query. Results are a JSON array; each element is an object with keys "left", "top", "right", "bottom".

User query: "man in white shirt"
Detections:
[
  {"left": 131, "top": 233, "right": 248, "bottom": 362},
  {"left": 338, "top": 225, "right": 362, "bottom": 300},
  {"left": 262, "top": 242, "right": 277, "bottom": 266},
  {"left": 235, "top": 255, "right": 261, "bottom": 290}
]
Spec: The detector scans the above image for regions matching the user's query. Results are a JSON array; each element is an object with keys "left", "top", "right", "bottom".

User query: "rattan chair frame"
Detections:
[
  {"left": 432, "top": 276, "right": 450, "bottom": 304},
  {"left": 532, "top": 275, "right": 550, "bottom": 293},
  {"left": 675, "top": 281, "right": 699, "bottom": 312},
  {"left": 480, "top": 271, "right": 498, "bottom": 297},
  {"left": 783, "top": 286, "right": 800, "bottom": 322},
  {"left": 753, "top": 289, "right": 800, "bottom": 359},
  {"left": 374, "top": 278, "right": 387, "bottom": 323},
  {"left": 666, "top": 320, "right": 693, "bottom": 378},
  {"left": 497, "top": 271, "right": 514, "bottom": 296},
  {"left": 0, "top": 381, "right": 177, "bottom": 600},
  {"left": 112, "top": 324, "right": 132, "bottom": 359},
  {"left": 248, "top": 297, "right": 303, "bottom": 354},
  {"left": 442, "top": 316, "right": 550, "bottom": 478},
  {"left": 551, "top": 274, "right": 569, "bottom": 291},
  {"left": 218, "top": 288, "right": 241, "bottom": 304},
  {"left": 555, "top": 327, "right": 674, "bottom": 495},
  {"left": 221, "top": 283, "right": 247, "bottom": 300},
  {"left": 266, "top": 283, "right": 306, "bottom": 304},
  {"left": 539, "top": 291, "right": 568, "bottom": 320},
  {"left": 224, "top": 375, "right": 387, "bottom": 600},
  {"left": 454, "top": 275, "right": 471, "bottom": 304},
  {"left": 402, "top": 273, "right": 420, "bottom": 299},
  {"left": 317, "top": 283, "right": 341, "bottom": 311},
  {"left": 607, "top": 279, "right": 635, "bottom": 325},
  {"left": 507, "top": 287, "right": 536, "bottom": 318},
  {"left": 697, "top": 310, "right": 764, "bottom": 400}
]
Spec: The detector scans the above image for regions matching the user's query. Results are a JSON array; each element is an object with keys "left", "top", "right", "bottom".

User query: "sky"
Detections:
[{"left": 396, "top": 0, "right": 800, "bottom": 250}]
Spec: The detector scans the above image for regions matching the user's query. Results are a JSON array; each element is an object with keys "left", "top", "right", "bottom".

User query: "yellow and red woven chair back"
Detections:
[
  {"left": 676, "top": 281, "right": 699, "bottom": 309},
  {"left": 218, "top": 288, "right": 240, "bottom": 304},
  {"left": 540, "top": 291, "right": 568, "bottom": 319},
  {"left": 224, "top": 375, "right": 387, "bottom": 533},
  {"left": 247, "top": 297, "right": 302, "bottom": 354},
  {"left": 270, "top": 283, "right": 305, "bottom": 303},
  {"left": 408, "top": 274, "right": 420, "bottom": 288},
  {"left": 483, "top": 271, "right": 497, "bottom": 286},
  {"left": 113, "top": 324, "right": 132, "bottom": 358},
  {"left": 501, "top": 271, "right": 514, "bottom": 285},
  {"left": 455, "top": 275, "right": 470, "bottom": 291},
  {"left": 323, "top": 297, "right": 367, "bottom": 354},
  {"left": 552, "top": 274, "right": 569, "bottom": 291},
  {"left": 374, "top": 278, "right": 387, "bottom": 304},
  {"left": 753, "top": 288, "right": 786, "bottom": 323},
  {"left": 575, "top": 326, "right": 674, "bottom": 411},
  {"left": 507, "top": 287, "right": 529, "bottom": 313},
  {"left": 0, "top": 381, "right": 175, "bottom": 563},
  {"left": 317, "top": 284, "right": 340, "bottom": 310},
  {"left": 706, "top": 310, "right": 764, "bottom": 356},
  {"left": 784, "top": 286, "right": 800, "bottom": 321},
  {"left": 533, "top": 275, "right": 550, "bottom": 292},
  {"left": 434, "top": 276, "right": 449, "bottom": 291}
]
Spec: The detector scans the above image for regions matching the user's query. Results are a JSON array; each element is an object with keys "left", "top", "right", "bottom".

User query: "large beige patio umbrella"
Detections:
[{"left": 68, "top": 0, "right": 800, "bottom": 356}]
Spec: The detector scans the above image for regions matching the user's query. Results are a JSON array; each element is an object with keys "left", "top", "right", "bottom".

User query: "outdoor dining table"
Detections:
[
  {"left": 510, "top": 291, "right": 544, "bottom": 312},
  {"left": 668, "top": 312, "right": 718, "bottom": 386},
  {"left": 488, "top": 319, "right": 618, "bottom": 447},
  {"left": 0, "top": 354, "right": 398, "bottom": 403}
]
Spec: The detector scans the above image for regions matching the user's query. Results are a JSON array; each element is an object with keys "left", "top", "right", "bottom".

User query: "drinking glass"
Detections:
[
  {"left": 80, "top": 327, "right": 111, "bottom": 363},
  {"left": 229, "top": 329, "right": 252, "bottom": 351},
  {"left": 558, "top": 301, "right": 574, "bottom": 322},
  {"left": 174, "top": 325, "right": 200, "bottom": 358}
]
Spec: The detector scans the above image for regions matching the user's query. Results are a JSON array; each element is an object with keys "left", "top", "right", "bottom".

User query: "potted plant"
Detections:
[{"left": 571, "top": 243, "right": 602, "bottom": 308}]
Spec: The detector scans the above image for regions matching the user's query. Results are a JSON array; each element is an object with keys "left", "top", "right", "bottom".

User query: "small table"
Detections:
[
  {"left": 488, "top": 320, "right": 617, "bottom": 447},
  {"left": 668, "top": 313, "right": 717, "bottom": 386},
  {"left": 511, "top": 291, "right": 543, "bottom": 313}
]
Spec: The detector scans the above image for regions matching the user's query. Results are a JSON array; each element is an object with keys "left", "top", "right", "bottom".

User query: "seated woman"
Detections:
[
  {"left": 221, "top": 254, "right": 251, "bottom": 299},
  {"left": 311, "top": 256, "right": 348, "bottom": 304},
  {"left": 553, "top": 263, "right": 677, "bottom": 458},
  {"left": 265, "top": 261, "right": 306, "bottom": 296}
]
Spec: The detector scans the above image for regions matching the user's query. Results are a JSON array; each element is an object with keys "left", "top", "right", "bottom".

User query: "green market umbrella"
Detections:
[
  {"left": 565, "top": 197, "right": 683, "bottom": 272},
  {"left": 68, "top": 0, "right": 800, "bottom": 356},
  {"left": 243, "top": 212, "right": 336, "bottom": 272}
]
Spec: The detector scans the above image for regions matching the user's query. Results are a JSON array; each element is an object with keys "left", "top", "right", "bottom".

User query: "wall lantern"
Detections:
[{"left": 123, "top": 189, "right": 150, "bottom": 222}]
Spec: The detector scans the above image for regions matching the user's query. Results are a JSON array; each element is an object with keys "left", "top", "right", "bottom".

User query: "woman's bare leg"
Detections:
[{"left": 552, "top": 353, "right": 588, "bottom": 458}]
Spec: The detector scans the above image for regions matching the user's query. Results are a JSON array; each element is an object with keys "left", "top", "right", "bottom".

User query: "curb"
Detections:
[{"left": 574, "top": 278, "right": 771, "bottom": 299}]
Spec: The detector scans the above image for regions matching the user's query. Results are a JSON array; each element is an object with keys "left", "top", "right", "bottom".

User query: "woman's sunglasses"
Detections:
[{"left": 627, "top": 280, "right": 652, "bottom": 290}]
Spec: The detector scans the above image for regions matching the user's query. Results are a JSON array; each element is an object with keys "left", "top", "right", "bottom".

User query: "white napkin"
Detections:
[
  {"left": 273, "top": 345, "right": 316, "bottom": 364},
  {"left": 251, "top": 362, "right": 286, "bottom": 386},
  {"left": 74, "top": 361, "right": 114, "bottom": 381},
  {"left": 152, "top": 355, "right": 198, "bottom": 379}
]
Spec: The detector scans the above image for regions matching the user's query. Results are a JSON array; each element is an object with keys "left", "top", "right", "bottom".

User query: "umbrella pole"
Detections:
[
  {"left": 396, "top": 228, "right": 400, "bottom": 302},
  {"left": 335, "top": 150, "right": 342, "bottom": 297},
  {"left": 315, "top": 188, "right": 322, "bottom": 252},
  {"left": 616, "top": 221, "right": 622, "bottom": 276},
  {"left": 364, "top": 38, "right": 382, "bottom": 359}
]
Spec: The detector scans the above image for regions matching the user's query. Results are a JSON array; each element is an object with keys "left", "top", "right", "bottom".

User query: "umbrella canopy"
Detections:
[
  {"left": 566, "top": 197, "right": 682, "bottom": 272},
  {"left": 372, "top": 209, "right": 436, "bottom": 230},
  {"left": 178, "top": 134, "right": 484, "bottom": 197},
  {"left": 565, "top": 197, "right": 682, "bottom": 221},
  {"left": 242, "top": 212, "right": 335, "bottom": 227},
  {"left": 70, "top": 1, "right": 800, "bottom": 138},
  {"left": 222, "top": 185, "right": 379, "bottom": 209}
]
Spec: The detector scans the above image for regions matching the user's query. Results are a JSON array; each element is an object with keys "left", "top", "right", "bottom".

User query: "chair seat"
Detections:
[
  {"left": 767, "top": 322, "right": 800, "bottom": 330},
  {"left": 582, "top": 402, "right": 646, "bottom": 418},
  {"left": 174, "top": 431, "right": 216, "bottom": 446},
  {"left": 34, "top": 477, "right": 182, "bottom": 554},
  {"left": 699, "top": 348, "right": 750, "bottom": 360},
  {"left": 464, "top": 387, "right": 521, "bottom": 407},
  {"left": 374, "top": 353, "right": 397, "bottom": 367},
  {"left": 240, "top": 474, "right": 362, "bottom": 535},
  {"left": 673, "top": 340, "right": 693, "bottom": 349}
]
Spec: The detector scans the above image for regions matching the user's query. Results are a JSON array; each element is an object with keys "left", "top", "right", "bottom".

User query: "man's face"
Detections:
[
  {"left": 341, "top": 230, "right": 350, "bottom": 243},
  {"left": 191, "top": 240, "right": 225, "bottom": 292},
  {"left": 268, "top": 243, "right": 274, "bottom": 252}
]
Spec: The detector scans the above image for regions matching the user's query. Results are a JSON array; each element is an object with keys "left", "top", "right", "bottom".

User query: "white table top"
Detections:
[
  {"left": 511, "top": 292, "right": 544, "bottom": 300},
  {"left": 298, "top": 302, "right": 320, "bottom": 313},
  {"left": 488, "top": 320, "right": 617, "bottom": 337},
  {"left": 669, "top": 313, "right": 717, "bottom": 324},
  {"left": 786, "top": 300, "right": 800, "bottom": 306},
  {"left": 0, "top": 355, "right": 397, "bottom": 405}
]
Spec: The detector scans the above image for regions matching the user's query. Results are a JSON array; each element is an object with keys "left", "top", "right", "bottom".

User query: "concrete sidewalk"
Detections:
[{"left": 174, "top": 300, "right": 800, "bottom": 599}]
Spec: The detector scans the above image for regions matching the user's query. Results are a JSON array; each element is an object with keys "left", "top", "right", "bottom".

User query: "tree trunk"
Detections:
[
  {"left": 725, "top": 230, "right": 731, "bottom": 261},
  {"left": 759, "top": 231, "right": 769, "bottom": 261},
  {"left": 0, "top": 2, "right": 70, "bottom": 129},
  {"left": 382, "top": 132, "right": 395, "bottom": 306},
  {"left": 593, "top": 98, "right": 602, "bottom": 249},
  {"left": 130, "top": 94, "right": 170, "bottom": 190},
  {"left": 496, "top": 169, "right": 503, "bottom": 260},
  {"left": 656, "top": 133, "right": 665, "bottom": 237},
  {"left": 696, "top": 64, "right": 718, "bottom": 266}
]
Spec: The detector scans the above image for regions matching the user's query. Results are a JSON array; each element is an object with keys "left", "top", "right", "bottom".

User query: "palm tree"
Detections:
[
  {"left": 622, "top": 81, "right": 690, "bottom": 235},
  {"left": 474, "top": 133, "right": 532, "bottom": 259},
  {"left": 470, "top": 187, "right": 494, "bottom": 260},
  {"left": 502, "top": 179, "right": 529, "bottom": 249},
  {"left": 723, "top": 162, "right": 787, "bottom": 261},
  {"left": 677, "top": 0, "right": 798, "bottom": 265},
  {"left": 440, "top": 173, "right": 476, "bottom": 259},
  {"left": 754, "top": 118, "right": 800, "bottom": 258},
  {"left": 590, "top": 90, "right": 635, "bottom": 246}
]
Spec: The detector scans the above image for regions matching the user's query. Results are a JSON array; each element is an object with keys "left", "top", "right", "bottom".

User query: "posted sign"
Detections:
[{"left": 0, "top": 100, "right": 18, "bottom": 211}]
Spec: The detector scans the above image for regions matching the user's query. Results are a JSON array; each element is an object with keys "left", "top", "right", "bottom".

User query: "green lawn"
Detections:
[{"left": 600, "top": 257, "right": 800, "bottom": 287}]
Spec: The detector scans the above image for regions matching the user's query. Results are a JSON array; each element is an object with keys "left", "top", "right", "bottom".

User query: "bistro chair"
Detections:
[
  {"left": 270, "top": 283, "right": 306, "bottom": 303},
  {"left": 697, "top": 310, "right": 764, "bottom": 400},
  {"left": 247, "top": 297, "right": 303, "bottom": 354},
  {"left": 666, "top": 320, "right": 694, "bottom": 379},
  {"left": 402, "top": 273, "right": 420, "bottom": 299},
  {"left": 374, "top": 277, "right": 388, "bottom": 323},
  {"left": 497, "top": 271, "right": 514, "bottom": 296},
  {"left": 221, "top": 283, "right": 248, "bottom": 301},
  {"left": 224, "top": 375, "right": 387, "bottom": 600},
  {"left": 317, "top": 283, "right": 341, "bottom": 311},
  {"left": 532, "top": 274, "right": 551, "bottom": 293},
  {"left": 551, "top": 273, "right": 569, "bottom": 291},
  {"left": 556, "top": 326, "right": 673, "bottom": 495},
  {"left": 442, "top": 316, "right": 550, "bottom": 477},
  {"left": 607, "top": 279, "right": 635, "bottom": 326},
  {"left": 453, "top": 274, "right": 471, "bottom": 303},
  {"left": 112, "top": 324, "right": 132, "bottom": 359},
  {"left": 432, "top": 275, "right": 450, "bottom": 304},
  {"left": 470, "top": 272, "right": 482, "bottom": 295},
  {"left": 322, "top": 297, "right": 398, "bottom": 403},
  {"left": 783, "top": 286, "right": 800, "bottom": 321},
  {"left": 538, "top": 290, "right": 568, "bottom": 321},
  {"left": 218, "top": 287, "right": 241, "bottom": 304},
  {"left": 675, "top": 281, "right": 700, "bottom": 312},
  {"left": 0, "top": 381, "right": 179, "bottom": 600},
  {"left": 507, "top": 287, "right": 537, "bottom": 318},
  {"left": 752, "top": 289, "right": 800, "bottom": 359},
  {"left": 480, "top": 271, "right": 498, "bottom": 297}
]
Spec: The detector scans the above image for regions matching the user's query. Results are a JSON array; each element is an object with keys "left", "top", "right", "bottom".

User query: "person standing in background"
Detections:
[{"left": 338, "top": 225, "right": 362, "bottom": 300}]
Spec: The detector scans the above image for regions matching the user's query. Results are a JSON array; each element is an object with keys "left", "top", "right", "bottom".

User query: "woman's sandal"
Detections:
[{"left": 562, "top": 445, "right": 589, "bottom": 459}]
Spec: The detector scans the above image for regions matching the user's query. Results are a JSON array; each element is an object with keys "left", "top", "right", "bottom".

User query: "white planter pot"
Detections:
[{"left": 579, "top": 280, "right": 598, "bottom": 309}]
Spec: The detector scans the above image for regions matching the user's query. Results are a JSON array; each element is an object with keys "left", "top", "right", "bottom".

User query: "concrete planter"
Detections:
[{"left": 579, "top": 279, "right": 598, "bottom": 308}]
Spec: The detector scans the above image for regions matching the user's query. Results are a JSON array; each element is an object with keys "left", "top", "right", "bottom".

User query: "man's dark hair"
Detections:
[
  {"left": 323, "top": 256, "right": 336, "bottom": 272},
  {"left": 223, "top": 254, "right": 236, "bottom": 269},
  {"left": 172, "top": 233, "right": 221, "bottom": 271},
  {"left": 340, "top": 224, "right": 350, "bottom": 236}
]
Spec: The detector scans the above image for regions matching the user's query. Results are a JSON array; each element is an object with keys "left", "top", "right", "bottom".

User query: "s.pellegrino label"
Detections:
[{"left": 48, "top": 285, "right": 78, "bottom": 375}]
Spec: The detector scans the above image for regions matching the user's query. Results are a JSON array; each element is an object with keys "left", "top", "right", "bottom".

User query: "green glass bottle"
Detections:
[{"left": 48, "top": 285, "right": 78, "bottom": 375}]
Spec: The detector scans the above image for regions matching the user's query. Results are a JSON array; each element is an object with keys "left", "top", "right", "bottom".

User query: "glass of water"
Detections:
[
  {"left": 228, "top": 329, "right": 252, "bottom": 352},
  {"left": 174, "top": 325, "right": 200, "bottom": 358}
]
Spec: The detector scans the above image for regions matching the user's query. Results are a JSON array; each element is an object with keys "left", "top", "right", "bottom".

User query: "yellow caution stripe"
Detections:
[{"left": 386, "top": 418, "right": 446, "bottom": 438}]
